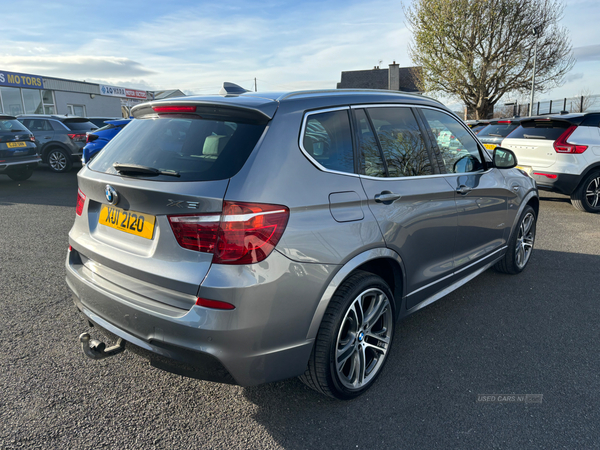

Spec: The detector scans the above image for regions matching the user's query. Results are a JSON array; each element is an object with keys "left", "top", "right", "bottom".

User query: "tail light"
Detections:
[
  {"left": 554, "top": 126, "right": 587, "bottom": 154},
  {"left": 29, "top": 135, "right": 35, "bottom": 142},
  {"left": 168, "top": 201, "right": 289, "bottom": 265},
  {"left": 533, "top": 172, "right": 558, "bottom": 179},
  {"left": 195, "top": 298, "right": 235, "bottom": 310},
  {"left": 68, "top": 133, "right": 87, "bottom": 142},
  {"left": 153, "top": 105, "right": 197, "bottom": 113},
  {"left": 86, "top": 133, "right": 99, "bottom": 143},
  {"left": 76, "top": 189, "right": 86, "bottom": 216}
]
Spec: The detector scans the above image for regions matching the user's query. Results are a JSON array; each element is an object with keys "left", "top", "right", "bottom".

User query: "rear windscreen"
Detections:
[
  {"left": 0, "top": 119, "right": 26, "bottom": 132},
  {"left": 477, "top": 123, "right": 519, "bottom": 138},
  {"left": 64, "top": 120, "right": 98, "bottom": 131},
  {"left": 506, "top": 121, "right": 569, "bottom": 140},
  {"left": 88, "top": 116, "right": 267, "bottom": 181}
]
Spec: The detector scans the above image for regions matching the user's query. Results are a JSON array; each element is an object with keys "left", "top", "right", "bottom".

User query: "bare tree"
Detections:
[{"left": 405, "top": 0, "right": 575, "bottom": 119}]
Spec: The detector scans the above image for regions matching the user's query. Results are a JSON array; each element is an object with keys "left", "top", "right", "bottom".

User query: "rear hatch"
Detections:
[
  {"left": 63, "top": 118, "right": 99, "bottom": 150},
  {"left": 477, "top": 120, "right": 520, "bottom": 149},
  {"left": 0, "top": 116, "right": 37, "bottom": 159},
  {"left": 70, "top": 98, "right": 276, "bottom": 309},
  {"left": 501, "top": 118, "right": 571, "bottom": 168}
]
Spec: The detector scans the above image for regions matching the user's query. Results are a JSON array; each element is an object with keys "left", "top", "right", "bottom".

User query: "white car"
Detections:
[{"left": 501, "top": 113, "right": 600, "bottom": 213}]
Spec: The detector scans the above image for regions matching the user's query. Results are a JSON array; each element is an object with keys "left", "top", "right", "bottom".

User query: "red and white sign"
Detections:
[{"left": 125, "top": 89, "right": 148, "bottom": 99}]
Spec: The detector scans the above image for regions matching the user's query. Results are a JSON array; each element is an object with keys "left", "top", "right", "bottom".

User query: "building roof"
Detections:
[{"left": 151, "top": 89, "right": 186, "bottom": 100}]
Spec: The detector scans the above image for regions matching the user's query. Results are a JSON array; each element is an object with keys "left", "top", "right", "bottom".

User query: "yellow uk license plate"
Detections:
[
  {"left": 7, "top": 142, "right": 27, "bottom": 148},
  {"left": 99, "top": 205, "right": 156, "bottom": 239},
  {"left": 483, "top": 143, "right": 497, "bottom": 150}
]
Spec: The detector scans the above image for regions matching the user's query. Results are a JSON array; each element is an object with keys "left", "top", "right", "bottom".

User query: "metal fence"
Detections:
[{"left": 515, "top": 94, "right": 600, "bottom": 116}]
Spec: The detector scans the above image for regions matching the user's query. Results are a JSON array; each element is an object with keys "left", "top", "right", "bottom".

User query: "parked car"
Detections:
[
  {"left": 67, "top": 85, "right": 538, "bottom": 400},
  {"left": 17, "top": 115, "right": 98, "bottom": 173},
  {"left": 86, "top": 117, "right": 122, "bottom": 128},
  {"left": 0, "top": 115, "right": 40, "bottom": 181},
  {"left": 476, "top": 118, "right": 525, "bottom": 151},
  {"left": 83, "top": 119, "right": 132, "bottom": 164},
  {"left": 501, "top": 113, "right": 600, "bottom": 213},
  {"left": 465, "top": 119, "right": 490, "bottom": 134}
]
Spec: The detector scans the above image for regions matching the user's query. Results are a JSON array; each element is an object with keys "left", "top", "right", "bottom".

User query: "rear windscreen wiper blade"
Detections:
[
  {"left": 113, "top": 163, "right": 180, "bottom": 177},
  {"left": 487, "top": 133, "right": 503, "bottom": 137},
  {"left": 10, "top": 129, "right": 25, "bottom": 132},
  {"left": 523, "top": 134, "right": 546, "bottom": 139}
]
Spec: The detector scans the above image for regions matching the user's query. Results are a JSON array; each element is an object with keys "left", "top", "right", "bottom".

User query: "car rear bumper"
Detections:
[
  {"left": 0, "top": 156, "right": 40, "bottom": 173},
  {"left": 66, "top": 246, "right": 335, "bottom": 386},
  {"left": 530, "top": 171, "right": 580, "bottom": 195}
]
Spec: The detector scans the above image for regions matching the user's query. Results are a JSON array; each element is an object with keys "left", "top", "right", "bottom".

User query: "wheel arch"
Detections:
[
  {"left": 305, "top": 248, "right": 406, "bottom": 340},
  {"left": 41, "top": 143, "right": 70, "bottom": 163}
]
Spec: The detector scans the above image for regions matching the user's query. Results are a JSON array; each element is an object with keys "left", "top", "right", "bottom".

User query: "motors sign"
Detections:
[
  {"left": 0, "top": 71, "right": 44, "bottom": 89},
  {"left": 100, "top": 85, "right": 147, "bottom": 99}
]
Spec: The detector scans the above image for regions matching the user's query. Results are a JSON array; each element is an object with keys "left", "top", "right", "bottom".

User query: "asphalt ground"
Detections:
[{"left": 1, "top": 166, "right": 599, "bottom": 449}]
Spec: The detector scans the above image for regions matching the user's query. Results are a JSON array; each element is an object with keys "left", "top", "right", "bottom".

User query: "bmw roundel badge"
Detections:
[{"left": 105, "top": 185, "right": 119, "bottom": 205}]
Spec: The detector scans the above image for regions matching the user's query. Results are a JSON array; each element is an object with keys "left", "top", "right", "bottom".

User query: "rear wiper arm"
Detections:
[
  {"left": 487, "top": 133, "right": 503, "bottom": 137},
  {"left": 523, "top": 134, "right": 546, "bottom": 139},
  {"left": 113, "top": 163, "right": 180, "bottom": 177}
]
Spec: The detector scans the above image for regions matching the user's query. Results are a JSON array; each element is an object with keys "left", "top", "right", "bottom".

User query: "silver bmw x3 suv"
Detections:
[{"left": 66, "top": 85, "right": 538, "bottom": 399}]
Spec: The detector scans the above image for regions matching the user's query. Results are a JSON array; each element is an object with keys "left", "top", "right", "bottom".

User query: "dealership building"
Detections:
[{"left": 0, "top": 69, "right": 180, "bottom": 118}]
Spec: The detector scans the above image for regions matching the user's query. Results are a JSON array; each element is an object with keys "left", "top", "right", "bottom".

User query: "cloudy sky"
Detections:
[{"left": 1, "top": 0, "right": 598, "bottom": 101}]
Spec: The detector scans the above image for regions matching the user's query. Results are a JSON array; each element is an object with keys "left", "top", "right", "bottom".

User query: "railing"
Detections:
[{"left": 516, "top": 94, "right": 600, "bottom": 116}]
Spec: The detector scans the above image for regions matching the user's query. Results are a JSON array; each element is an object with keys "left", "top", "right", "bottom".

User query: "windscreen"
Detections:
[
  {"left": 0, "top": 119, "right": 26, "bottom": 132},
  {"left": 64, "top": 120, "right": 98, "bottom": 131},
  {"left": 88, "top": 116, "right": 267, "bottom": 181},
  {"left": 506, "top": 121, "right": 570, "bottom": 140},
  {"left": 477, "top": 123, "right": 519, "bottom": 138}
]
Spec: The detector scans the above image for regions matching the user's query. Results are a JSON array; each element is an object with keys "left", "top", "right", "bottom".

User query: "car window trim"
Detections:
[{"left": 360, "top": 108, "right": 390, "bottom": 177}]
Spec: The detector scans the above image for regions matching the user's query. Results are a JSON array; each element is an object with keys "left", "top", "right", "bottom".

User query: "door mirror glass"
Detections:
[{"left": 493, "top": 147, "right": 518, "bottom": 169}]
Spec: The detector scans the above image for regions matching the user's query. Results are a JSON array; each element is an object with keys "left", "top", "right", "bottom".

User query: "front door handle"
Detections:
[
  {"left": 374, "top": 191, "right": 402, "bottom": 204},
  {"left": 456, "top": 185, "right": 472, "bottom": 195}
]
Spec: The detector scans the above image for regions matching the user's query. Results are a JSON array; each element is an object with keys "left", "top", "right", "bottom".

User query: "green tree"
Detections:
[{"left": 405, "top": 0, "right": 575, "bottom": 119}]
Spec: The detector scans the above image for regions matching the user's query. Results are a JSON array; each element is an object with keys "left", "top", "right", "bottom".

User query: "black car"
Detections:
[
  {"left": 476, "top": 118, "right": 525, "bottom": 150},
  {"left": 0, "top": 115, "right": 40, "bottom": 181},
  {"left": 17, "top": 115, "right": 98, "bottom": 173},
  {"left": 465, "top": 119, "right": 490, "bottom": 134}
]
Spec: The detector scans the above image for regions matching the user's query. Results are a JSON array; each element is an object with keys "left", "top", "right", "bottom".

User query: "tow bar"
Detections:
[{"left": 79, "top": 332, "right": 126, "bottom": 360}]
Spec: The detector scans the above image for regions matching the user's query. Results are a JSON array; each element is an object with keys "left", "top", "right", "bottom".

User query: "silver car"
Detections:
[{"left": 66, "top": 85, "right": 538, "bottom": 399}]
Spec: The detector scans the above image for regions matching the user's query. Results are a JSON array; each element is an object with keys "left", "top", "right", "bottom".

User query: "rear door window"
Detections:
[
  {"left": 477, "top": 123, "right": 519, "bottom": 138},
  {"left": 89, "top": 116, "right": 267, "bottom": 182},
  {"left": 63, "top": 120, "right": 98, "bottom": 132},
  {"left": 302, "top": 109, "right": 354, "bottom": 174}
]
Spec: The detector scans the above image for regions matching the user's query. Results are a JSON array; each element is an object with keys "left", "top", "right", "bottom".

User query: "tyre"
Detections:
[
  {"left": 495, "top": 205, "right": 536, "bottom": 275},
  {"left": 47, "top": 148, "right": 72, "bottom": 173},
  {"left": 570, "top": 171, "right": 600, "bottom": 213},
  {"left": 300, "top": 271, "right": 396, "bottom": 400},
  {"left": 7, "top": 166, "right": 34, "bottom": 181}
]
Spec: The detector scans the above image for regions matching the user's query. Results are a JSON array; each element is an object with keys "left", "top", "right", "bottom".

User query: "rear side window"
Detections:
[
  {"left": 477, "top": 123, "right": 519, "bottom": 138},
  {"left": 89, "top": 117, "right": 266, "bottom": 182},
  {"left": 63, "top": 120, "right": 97, "bottom": 131},
  {"left": 21, "top": 119, "right": 52, "bottom": 132},
  {"left": 506, "top": 121, "right": 569, "bottom": 140},
  {"left": 366, "top": 107, "right": 432, "bottom": 177}
]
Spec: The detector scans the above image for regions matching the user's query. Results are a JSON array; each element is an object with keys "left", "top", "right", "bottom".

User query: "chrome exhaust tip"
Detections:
[{"left": 79, "top": 332, "right": 126, "bottom": 360}]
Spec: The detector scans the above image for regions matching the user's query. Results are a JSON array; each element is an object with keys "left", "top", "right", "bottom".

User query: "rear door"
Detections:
[
  {"left": 20, "top": 118, "right": 55, "bottom": 150},
  {"left": 418, "top": 108, "right": 511, "bottom": 272},
  {"left": 354, "top": 106, "right": 458, "bottom": 309},
  {"left": 72, "top": 111, "right": 269, "bottom": 299}
]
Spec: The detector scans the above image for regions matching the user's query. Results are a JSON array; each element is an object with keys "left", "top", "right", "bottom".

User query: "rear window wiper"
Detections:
[
  {"left": 10, "top": 129, "right": 25, "bottom": 132},
  {"left": 113, "top": 163, "right": 180, "bottom": 177},
  {"left": 487, "top": 133, "right": 503, "bottom": 137},
  {"left": 523, "top": 134, "right": 547, "bottom": 139}
]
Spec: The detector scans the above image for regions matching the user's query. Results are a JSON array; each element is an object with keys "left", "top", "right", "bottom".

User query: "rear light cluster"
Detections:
[
  {"left": 29, "top": 136, "right": 35, "bottom": 142},
  {"left": 554, "top": 126, "right": 587, "bottom": 154},
  {"left": 68, "top": 133, "right": 87, "bottom": 142},
  {"left": 86, "top": 133, "right": 99, "bottom": 143},
  {"left": 168, "top": 201, "right": 289, "bottom": 265},
  {"left": 76, "top": 189, "right": 86, "bottom": 216}
]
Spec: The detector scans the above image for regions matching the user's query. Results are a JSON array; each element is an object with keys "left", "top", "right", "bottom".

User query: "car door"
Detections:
[
  {"left": 418, "top": 108, "right": 512, "bottom": 273},
  {"left": 354, "top": 106, "right": 458, "bottom": 309}
]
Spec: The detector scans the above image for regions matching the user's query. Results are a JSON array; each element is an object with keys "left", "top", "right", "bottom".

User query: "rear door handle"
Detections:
[
  {"left": 456, "top": 185, "right": 472, "bottom": 195},
  {"left": 374, "top": 192, "right": 402, "bottom": 204}
]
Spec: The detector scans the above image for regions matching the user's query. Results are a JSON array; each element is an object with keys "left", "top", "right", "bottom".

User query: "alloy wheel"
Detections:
[
  {"left": 49, "top": 151, "right": 67, "bottom": 171},
  {"left": 515, "top": 212, "right": 535, "bottom": 269},
  {"left": 335, "top": 288, "right": 393, "bottom": 391},
  {"left": 585, "top": 176, "right": 600, "bottom": 209}
]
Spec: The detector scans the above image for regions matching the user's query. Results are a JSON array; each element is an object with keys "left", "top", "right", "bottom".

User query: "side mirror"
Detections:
[{"left": 492, "top": 147, "right": 518, "bottom": 169}]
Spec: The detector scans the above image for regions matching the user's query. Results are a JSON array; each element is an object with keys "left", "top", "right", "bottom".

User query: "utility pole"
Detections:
[
  {"left": 528, "top": 27, "right": 540, "bottom": 117},
  {"left": 254, "top": 78, "right": 257, "bottom": 92}
]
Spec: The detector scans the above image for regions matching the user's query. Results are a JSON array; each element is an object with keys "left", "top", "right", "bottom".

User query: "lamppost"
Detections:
[{"left": 528, "top": 26, "right": 541, "bottom": 116}]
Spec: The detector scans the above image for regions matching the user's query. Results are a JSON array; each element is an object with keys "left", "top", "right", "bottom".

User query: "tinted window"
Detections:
[
  {"left": 21, "top": 119, "right": 52, "bottom": 132},
  {"left": 506, "top": 121, "right": 569, "bottom": 140},
  {"left": 477, "top": 123, "right": 519, "bottom": 138},
  {"left": 303, "top": 110, "right": 354, "bottom": 174},
  {"left": 367, "top": 107, "right": 432, "bottom": 177},
  {"left": 355, "top": 109, "right": 385, "bottom": 177},
  {"left": 63, "top": 120, "right": 97, "bottom": 131},
  {"left": 89, "top": 117, "right": 266, "bottom": 182},
  {"left": 421, "top": 109, "right": 484, "bottom": 174},
  {"left": 0, "top": 119, "right": 26, "bottom": 132}
]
